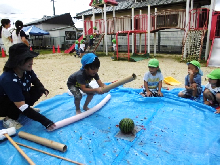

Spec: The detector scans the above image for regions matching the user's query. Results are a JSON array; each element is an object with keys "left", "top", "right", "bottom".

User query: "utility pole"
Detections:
[{"left": 51, "top": 0, "right": 55, "bottom": 16}]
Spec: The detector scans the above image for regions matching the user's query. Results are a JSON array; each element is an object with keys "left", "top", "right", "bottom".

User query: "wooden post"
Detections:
[
  {"left": 132, "top": 7, "right": 134, "bottom": 54},
  {"left": 183, "top": 0, "right": 190, "bottom": 59},
  {"left": 104, "top": 3, "right": 108, "bottom": 55},
  {"left": 205, "top": 0, "right": 215, "bottom": 60},
  {"left": 139, "top": 10, "right": 142, "bottom": 53},
  {"left": 148, "top": 5, "right": 150, "bottom": 54},
  {"left": 92, "top": 7, "right": 95, "bottom": 34},
  {"left": 154, "top": 8, "right": 157, "bottom": 57},
  {"left": 82, "top": 15, "right": 85, "bottom": 38}
]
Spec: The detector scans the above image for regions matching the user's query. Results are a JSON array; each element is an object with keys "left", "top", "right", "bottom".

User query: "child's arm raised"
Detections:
[{"left": 188, "top": 70, "right": 194, "bottom": 84}]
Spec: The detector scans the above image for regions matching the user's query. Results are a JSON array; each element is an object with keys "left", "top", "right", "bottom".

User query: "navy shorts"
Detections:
[
  {"left": 181, "top": 86, "right": 202, "bottom": 98},
  {"left": 142, "top": 89, "right": 159, "bottom": 97},
  {"left": 79, "top": 48, "right": 84, "bottom": 53}
]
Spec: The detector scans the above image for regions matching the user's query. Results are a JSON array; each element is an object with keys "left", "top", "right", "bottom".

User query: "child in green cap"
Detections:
[
  {"left": 140, "top": 58, "right": 164, "bottom": 97},
  {"left": 203, "top": 69, "right": 220, "bottom": 113},
  {"left": 110, "top": 39, "right": 116, "bottom": 59},
  {"left": 178, "top": 60, "right": 203, "bottom": 100}
]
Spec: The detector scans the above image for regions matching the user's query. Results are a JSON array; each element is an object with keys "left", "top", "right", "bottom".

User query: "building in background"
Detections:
[{"left": 24, "top": 13, "right": 82, "bottom": 49}]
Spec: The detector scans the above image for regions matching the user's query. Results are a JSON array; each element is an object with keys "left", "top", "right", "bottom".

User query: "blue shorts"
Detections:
[{"left": 76, "top": 49, "right": 80, "bottom": 55}]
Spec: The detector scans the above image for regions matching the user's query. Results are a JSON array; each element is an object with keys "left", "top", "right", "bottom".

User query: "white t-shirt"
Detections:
[
  {"left": 12, "top": 30, "right": 22, "bottom": 44},
  {"left": 1, "top": 27, "right": 12, "bottom": 55},
  {"left": 205, "top": 83, "right": 220, "bottom": 95},
  {"left": 113, "top": 44, "right": 116, "bottom": 51},
  {"left": 143, "top": 71, "right": 163, "bottom": 90},
  {"left": 80, "top": 43, "right": 85, "bottom": 51}
]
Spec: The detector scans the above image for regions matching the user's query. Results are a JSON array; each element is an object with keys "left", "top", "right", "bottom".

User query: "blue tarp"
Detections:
[
  {"left": 0, "top": 85, "right": 220, "bottom": 165},
  {"left": 22, "top": 26, "right": 49, "bottom": 36}
]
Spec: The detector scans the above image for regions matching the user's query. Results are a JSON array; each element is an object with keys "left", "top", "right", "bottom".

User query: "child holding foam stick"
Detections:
[{"left": 67, "top": 53, "right": 106, "bottom": 114}]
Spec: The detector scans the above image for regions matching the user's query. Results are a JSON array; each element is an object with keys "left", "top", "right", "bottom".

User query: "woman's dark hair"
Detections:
[
  {"left": 15, "top": 20, "right": 23, "bottom": 36},
  {"left": 0, "top": 19, "right": 10, "bottom": 38},
  {"left": 84, "top": 57, "right": 100, "bottom": 70},
  {"left": 3, "top": 57, "right": 33, "bottom": 72}
]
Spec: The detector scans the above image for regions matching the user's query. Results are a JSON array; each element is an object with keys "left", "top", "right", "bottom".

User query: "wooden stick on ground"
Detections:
[
  {"left": 4, "top": 134, "right": 35, "bottom": 165},
  {"left": 16, "top": 142, "right": 84, "bottom": 165}
]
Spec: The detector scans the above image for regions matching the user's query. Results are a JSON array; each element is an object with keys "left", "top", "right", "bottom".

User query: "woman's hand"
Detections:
[{"left": 47, "top": 124, "right": 56, "bottom": 131}]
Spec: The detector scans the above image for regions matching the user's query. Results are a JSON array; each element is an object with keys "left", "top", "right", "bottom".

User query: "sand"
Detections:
[{"left": 0, "top": 53, "right": 216, "bottom": 104}]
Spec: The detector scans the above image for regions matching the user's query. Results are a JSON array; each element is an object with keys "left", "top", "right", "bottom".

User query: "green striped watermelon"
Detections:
[{"left": 119, "top": 118, "right": 135, "bottom": 134}]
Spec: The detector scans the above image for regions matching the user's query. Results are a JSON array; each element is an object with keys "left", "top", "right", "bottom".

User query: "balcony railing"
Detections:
[{"left": 84, "top": 8, "right": 209, "bottom": 35}]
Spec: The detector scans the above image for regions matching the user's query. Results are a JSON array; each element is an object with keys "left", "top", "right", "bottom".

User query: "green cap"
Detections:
[
  {"left": 148, "top": 59, "right": 159, "bottom": 67},
  {"left": 75, "top": 40, "right": 78, "bottom": 44},
  {"left": 207, "top": 69, "right": 220, "bottom": 79},
  {"left": 90, "top": 35, "right": 93, "bottom": 39},
  {"left": 80, "top": 40, "right": 85, "bottom": 44},
  {"left": 93, "top": 27, "right": 97, "bottom": 30},
  {"left": 188, "top": 60, "right": 201, "bottom": 68},
  {"left": 187, "top": 60, "right": 203, "bottom": 75},
  {"left": 112, "top": 39, "right": 116, "bottom": 44}
]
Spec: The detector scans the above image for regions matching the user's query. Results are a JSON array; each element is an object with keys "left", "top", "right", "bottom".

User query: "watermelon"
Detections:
[{"left": 119, "top": 118, "right": 135, "bottom": 134}]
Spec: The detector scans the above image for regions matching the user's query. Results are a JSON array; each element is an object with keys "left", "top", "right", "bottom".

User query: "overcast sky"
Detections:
[{"left": 0, "top": 0, "right": 91, "bottom": 28}]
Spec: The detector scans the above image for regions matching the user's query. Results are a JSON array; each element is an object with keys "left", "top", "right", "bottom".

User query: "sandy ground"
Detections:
[{"left": 0, "top": 53, "right": 217, "bottom": 104}]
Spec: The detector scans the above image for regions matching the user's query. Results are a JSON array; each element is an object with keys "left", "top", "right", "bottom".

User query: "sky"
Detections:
[{"left": 0, "top": 0, "right": 92, "bottom": 28}]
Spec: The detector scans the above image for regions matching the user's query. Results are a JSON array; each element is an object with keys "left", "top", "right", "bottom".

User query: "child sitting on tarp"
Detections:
[
  {"left": 203, "top": 69, "right": 220, "bottom": 113},
  {"left": 178, "top": 60, "right": 203, "bottom": 100},
  {"left": 67, "top": 53, "right": 106, "bottom": 114},
  {"left": 140, "top": 59, "right": 164, "bottom": 97},
  {"left": 74, "top": 40, "right": 80, "bottom": 57}
]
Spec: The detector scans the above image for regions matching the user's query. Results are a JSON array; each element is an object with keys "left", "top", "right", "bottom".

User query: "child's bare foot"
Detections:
[
  {"left": 83, "top": 106, "right": 90, "bottom": 111},
  {"left": 76, "top": 110, "right": 81, "bottom": 115}
]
